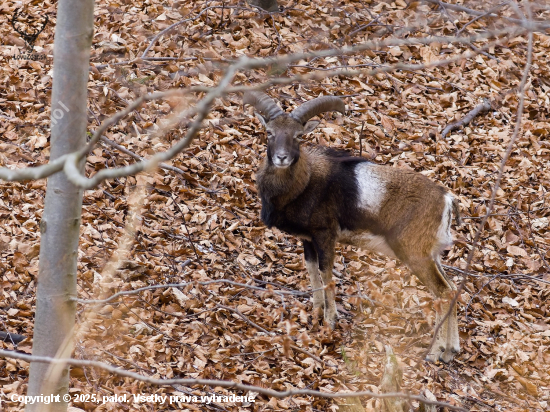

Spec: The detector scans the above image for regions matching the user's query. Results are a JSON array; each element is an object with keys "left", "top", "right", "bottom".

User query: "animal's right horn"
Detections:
[{"left": 243, "top": 91, "right": 284, "bottom": 121}]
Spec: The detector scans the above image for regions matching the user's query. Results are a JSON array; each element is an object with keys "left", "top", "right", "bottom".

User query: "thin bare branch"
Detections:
[
  {"left": 215, "top": 303, "right": 273, "bottom": 335},
  {"left": 0, "top": 25, "right": 535, "bottom": 185},
  {"left": 443, "top": 265, "right": 550, "bottom": 285},
  {"left": 99, "top": 136, "right": 185, "bottom": 175},
  {"left": 422, "top": 0, "right": 545, "bottom": 27},
  {"left": 64, "top": 57, "right": 243, "bottom": 189},
  {"left": 82, "top": 96, "right": 147, "bottom": 155},
  {"left": 141, "top": 5, "right": 242, "bottom": 59},
  {"left": 72, "top": 279, "right": 315, "bottom": 305},
  {"left": 68, "top": 38, "right": 503, "bottom": 189},
  {"left": 0, "top": 349, "right": 467, "bottom": 411},
  {"left": 457, "top": 2, "right": 509, "bottom": 35},
  {"left": 442, "top": 98, "right": 492, "bottom": 138},
  {"left": 0, "top": 155, "right": 67, "bottom": 182}
]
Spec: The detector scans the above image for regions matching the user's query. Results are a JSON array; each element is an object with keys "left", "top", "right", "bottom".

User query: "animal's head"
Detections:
[{"left": 244, "top": 92, "right": 345, "bottom": 168}]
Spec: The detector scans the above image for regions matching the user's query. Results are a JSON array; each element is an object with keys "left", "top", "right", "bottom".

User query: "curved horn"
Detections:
[
  {"left": 243, "top": 91, "right": 284, "bottom": 122},
  {"left": 291, "top": 96, "right": 345, "bottom": 124}
]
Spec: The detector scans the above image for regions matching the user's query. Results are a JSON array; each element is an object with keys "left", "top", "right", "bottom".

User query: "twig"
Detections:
[
  {"left": 463, "top": 274, "right": 499, "bottom": 320},
  {"left": 101, "top": 135, "right": 216, "bottom": 193},
  {"left": 439, "top": 0, "right": 500, "bottom": 63},
  {"left": 435, "top": 0, "right": 460, "bottom": 35},
  {"left": 423, "top": 0, "right": 490, "bottom": 16},
  {"left": 84, "top": 96, "right": 148, "bottom": 154},
  {"left": 72, "top": 279, "right": 314, "bottom": 305},
  {"left": 349, "top": 13, "right": 384, "bottom": 37},
  {"left": 442, "top": 98, "right": 492, "bottom": 138},
  {"left": 442, "top": 264, "right": 550, "bottom": 285},
  {"left": 421, "top": 0, "right": 547, "bottom": 27},
  {"left": 289, "top": 63, "right": 377, "bottom": 71},
  {"left": 99, "top": 136, "right": 184, "bottom": 176},
  {"left": 457, "top": 2, "right": 508, "bottom": 35},
  {"left": 141, "top": 5, "right": 242, "bottom": 59},
  {"left": 467, "top": 43, "right": 499, "bottom": 62},
  {"left": 0, "top": 154, "right": 68, "bottom": 182},
  {"left": 290, "top": 345, "right": 328, "bottom": 366},
  {"left": 270, "top": 15, "right": 283, "bottom": 54},
  {"left": 64, "top": 61, "right": 241, "bottom": 189},
  {"left": 359, "top": 121, "right": 365, "bottom": 157},
  {"left": 216, "top": 303, "right": 272, "bottom": 334},
  {"left": 170, "top": 194, "right": 202, "bottom": 263},
  {"left": 171, "top": 385, "right": 228, "bottom": 411},
  {"left": 106, "top": 87, "right": 144, "bottom": 122},
  {"left": 490, "top": 273, "right": 550, "bottom": 286},
  {"left": 419, "top": 389, "right": 438, "bottom": 412},
  {"left": 92, "top": 56, "right": 231, "bottom": 70},
  {"left": 0, "top": 349, "right": 467, "bottom": 411},
  {"left": 101, "top": 350, "right": 154, "bottom": 374}
]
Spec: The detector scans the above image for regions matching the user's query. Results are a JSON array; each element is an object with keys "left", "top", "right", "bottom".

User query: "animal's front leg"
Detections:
[
  {"left": 303, "top": 240, "right": 324, "bottom": 314},
  {"left": 312, "top": 234, "right": 337, "bottom": 329}
]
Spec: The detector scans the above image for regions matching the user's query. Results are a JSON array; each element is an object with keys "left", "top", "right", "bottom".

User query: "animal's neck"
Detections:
[{"left": 258, "top": 149, "right": 311, "bottom": 208}]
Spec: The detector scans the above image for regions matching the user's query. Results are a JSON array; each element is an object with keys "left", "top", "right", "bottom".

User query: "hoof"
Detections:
[
  {"left": 425, "top": 351, "right": 440, "bottom": 363},
  {"left": 425, "top": 344, "right": 444, "bottom": 363},
  {"left": 440, "top": 346, "right": 459, "bottom": 363},
  {"left": 326, "top": 318, "right": 337, "bottom": 330},
  {"left": 425, "top": 346, "right": 459, "bottom": 363},
  {"left": 323, "top": 314, "right": 338, "bottom": 330}
]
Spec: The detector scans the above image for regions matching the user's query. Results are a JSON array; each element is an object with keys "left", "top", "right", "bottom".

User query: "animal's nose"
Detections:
[{"left": 277, "top": 155, "right": 287, "bottom": 162}]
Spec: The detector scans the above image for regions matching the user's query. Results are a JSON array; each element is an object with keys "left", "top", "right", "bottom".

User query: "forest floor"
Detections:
[{"left": 0, "top": 0, "right": 549, "bottom": 411}]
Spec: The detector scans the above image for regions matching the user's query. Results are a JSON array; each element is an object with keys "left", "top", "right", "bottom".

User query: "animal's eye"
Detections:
[
  {"left": 294, "top": 133, "right": 303, "bottom": 141},
  {"left": 266, "top": 131, "right": 274, "bottom": 139}
]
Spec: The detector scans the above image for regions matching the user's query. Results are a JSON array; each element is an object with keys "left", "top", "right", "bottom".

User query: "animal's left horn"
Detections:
[{"left": 291, "top": 96, "right": 345, "bottom": 124}]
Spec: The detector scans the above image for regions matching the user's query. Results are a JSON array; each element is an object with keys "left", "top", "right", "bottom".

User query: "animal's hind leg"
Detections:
[
  {"left": 409, "top": 257, "right": 459, "bottom": 363},
  {"left": 303, "top": 240, "right": 324, "bottom": 313},
  {"left": 434, "top": 257, "right": 460, "bottom": 361}
]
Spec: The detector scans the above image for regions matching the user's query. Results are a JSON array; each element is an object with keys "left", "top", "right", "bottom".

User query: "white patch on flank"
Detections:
[
  {"left": 434, "top": 193, "right": 454, "bottom": 254},
  {"left": 338, "top": 229, "right": 396, "bottom": 258},
  {"left": 354, "top": 163, "right": 386, "bottom": 214}
]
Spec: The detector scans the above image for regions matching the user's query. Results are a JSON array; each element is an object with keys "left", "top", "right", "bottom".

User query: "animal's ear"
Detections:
[
  {"left": 303, "top": 120, "right": 320, "bottom": 135},
  {"left": 254, "top": 112, "right": 268, "bottom": 127}
]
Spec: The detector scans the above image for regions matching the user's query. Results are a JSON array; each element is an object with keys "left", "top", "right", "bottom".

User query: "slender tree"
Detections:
[{"left": 26, "top": 1, "right": 96, "bottom": 411}]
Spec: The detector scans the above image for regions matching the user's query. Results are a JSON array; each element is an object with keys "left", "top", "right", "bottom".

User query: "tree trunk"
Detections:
[{"left": 26, "top": 1, "right": 95, "bottom": 411}]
